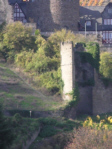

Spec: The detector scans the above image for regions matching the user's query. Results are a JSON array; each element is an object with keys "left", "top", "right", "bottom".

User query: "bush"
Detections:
[
  {"left": 12, "top": 113, "right": 23, "bottom": 126},
  {"left": 65, "top": 127, "right": 112, "bottom": 149},
  {"left": 39, "top": 125, "right": 58, "bottom": 138},
  {"left": 38, "top": 117, "right": 57, "bottom": 125},
  {"left": 0, "top": 22, "right": 36, "bottom": 61},
  {"left": 100, "top": 52, "right": 112, "bottom": 79}
]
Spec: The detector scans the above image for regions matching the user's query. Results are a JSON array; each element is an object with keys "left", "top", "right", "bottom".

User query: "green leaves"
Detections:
[
  {"left": 86, "top": 42, "right": 100, "bottom": 71},
  {"left": 100, "top": 52, "right": 112, "bottom": 79}
]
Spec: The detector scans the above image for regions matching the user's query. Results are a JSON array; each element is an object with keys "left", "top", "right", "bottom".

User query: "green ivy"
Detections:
[
  {"left": 65, "top": 82, "right": 80, "bottom": 110},
  {"left": 86, "top": 42, "right": 100, "bottom": 71}
]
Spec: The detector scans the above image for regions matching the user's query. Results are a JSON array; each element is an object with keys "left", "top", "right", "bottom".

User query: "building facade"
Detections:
[
  {"left": 79, "top": 2, "right": 112, "bottom": 44},
  {"left": 1, "top": 0, "right": 79, "bottom": 32},
  {"left": 1, "top": 0, "right": 112, "bottom": 44}
]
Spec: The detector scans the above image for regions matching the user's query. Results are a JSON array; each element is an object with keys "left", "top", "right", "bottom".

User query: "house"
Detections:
[
  {"left": 3, "top": 0, "right": 79, "bottom": 32},
  {"left": 1, "top": 0, "right": 112, "bottom": 44},
  {"left": 79, "top": 2, "right": 112, "bottom": 44}
]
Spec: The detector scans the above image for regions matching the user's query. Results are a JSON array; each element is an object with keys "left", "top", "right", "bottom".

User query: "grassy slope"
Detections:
[{"left": 0, "top": 62, "right": 64, "bottom": 111}]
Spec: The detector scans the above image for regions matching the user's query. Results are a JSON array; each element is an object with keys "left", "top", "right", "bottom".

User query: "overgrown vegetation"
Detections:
[
  {"left": 86, "top": 42, "right": 100, "bottom": 71},
  {"left": 0, "top": 22, "right": 98, "bottom": 95},
  {"left": 1, "top": 20, "right": 112, "bottom": 149},
  {"left": 64, "top": 83, "right": 80, "bottom": 110},
  {"left": 0, "top": 104, "right": 13, "bottom": 149},
  {"left": 99, "top": 52, "right": 112, "bottom": 86},
  {"left": 30, "top": 114, "right": 112, "bottom": 149},
  {"left": 78, "top": 42, "right": 100, "bottom": 71}
]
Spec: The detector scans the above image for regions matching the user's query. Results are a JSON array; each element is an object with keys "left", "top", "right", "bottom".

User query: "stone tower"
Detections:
[
  {"left": 27, "top": 0, "right": 79, "bottom": 31},
  {"left": 0, "top": 0, "right": 13, "bottom": 24},
  {"left": 61, "top": 42, "right": 75, "bottom": 100},
  {"left": 50, "top": 0, "right": 79, "bottom": 31}
]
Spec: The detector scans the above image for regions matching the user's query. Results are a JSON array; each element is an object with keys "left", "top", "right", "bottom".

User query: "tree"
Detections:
[
  {"left": 100, "top": 52, "right": 112, "bottom": 79},
  {"left": 0, "top": 22, "right": 36, "bottom": 61},
  {"left": 44, "top": 29, "right": 77, "bottom": 58}
]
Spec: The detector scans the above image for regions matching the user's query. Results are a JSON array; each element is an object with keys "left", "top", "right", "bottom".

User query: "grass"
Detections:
[{"left": 0, "top": 62, "right": 64, "bottom": 111}]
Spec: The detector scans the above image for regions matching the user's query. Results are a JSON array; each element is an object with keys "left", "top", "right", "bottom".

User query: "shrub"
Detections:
[
  {"left": 39, "top": 125, "right": 58, "bottom": 138},
  {"left": 38, "top": 118, "right": 57, "bottom": 125},
  {"left": 65, "top": 127, "right": 112, "bottom": 149},
  {"left": 100, "top": 52, "right": 112, "bottom": 79},
  {"left": 0, "top": 22, "right": 36, "bottom": 61},
  {"left": 12, "top": 113, "right": 23, "bottom": 126}
]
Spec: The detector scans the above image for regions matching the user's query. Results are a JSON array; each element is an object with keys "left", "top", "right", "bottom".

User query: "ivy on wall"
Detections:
[
  {"left": 77, "top": 42, "right": 100, "bottom": 71},
  {"left": 86, "top": 42, "right": 100, "bottom": 71}
]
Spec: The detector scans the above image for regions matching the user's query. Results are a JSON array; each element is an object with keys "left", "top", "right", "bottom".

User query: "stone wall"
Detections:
[
  {"left": 61, "top": 42, "right": 112, "bottom": 115},
  {"left": 74, "top": 51, "right": 94, "bottom": 115},
  {"left": 27, "top": 0, "right": 79, "bottom": 31},
  {"left": 61, "top": 42, "right": 93, "bottom": 114},
  {"left": 0, "top": 0, "right": 13, "bottom": 24},
  {"left": 77, "top": 86, "right": 93, "bottom": 115},
  {"left": 61, "top": 42, "right": 75, "bottom": 100},
  {"left": 93, "top": 70, "right": 112, "bottom": 115}
]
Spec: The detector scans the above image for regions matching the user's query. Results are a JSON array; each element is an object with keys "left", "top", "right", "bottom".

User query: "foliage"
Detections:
[
  {"left": 65, "top": 127, "right": 112, "bottom": 149},
  {"left": 15, "top": 29, "right": 79, "bottom": 94},
  {"left": 100, "top": 52, "right": 112, "bottom": 79},
  {"left": 78, "top": 51, "right": 94, "bottom": 66},
  {"left": 9, "top": 115, "right": 39, "bottom": 149},
  {"left": 86, "top": 42, "right": 100, "bottom": 71},
  {"left": 77, "top": 41, "right": 100, "bottom": 72},
  {"left": 39, "top": 125, "right": 58, "bottom": 138},
  {"left": 0, "top": 104, "right": 13, "bottom": 149},
  {"left": 38, "top": 117, "right": 57, "bottom": 125},
  {"left": 0, "top": 22, "right": 6, "bottom": 32},
  {"left": 0, "top": 22, "right": 36, "bottom": 62},
  {"left": 3, "top": 22, "right": 35, "bottom": 50},
  {"left": 8, "top": 110, "right": 35, "bottom": 118},
  {"left": 44, "top": 29, "right": 77, "bottom": 58},
  {"left": 0, "top": 25, "right": 100, "bottom": 94},
  {"left": 12, "top": 113, "right": 23, "bottom": 126},
  {"left": 64, "top": 82, "right": 80, "bottom": 113}
]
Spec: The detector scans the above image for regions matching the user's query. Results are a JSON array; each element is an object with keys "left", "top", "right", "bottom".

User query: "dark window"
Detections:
[
  {"left": 14, "top": 3, "right": 27, "bottom": 23},
  {"left": 86, "top": 20, "right": 91, "bottom": 26}
]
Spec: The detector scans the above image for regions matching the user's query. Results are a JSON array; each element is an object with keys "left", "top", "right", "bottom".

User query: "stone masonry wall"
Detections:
[
  {"left": 27, "top": 0, "right": 79, "bottom": 31},
  {"left": 0, "top": 0, "right": 13, "bottom": 24},
  {"left": 61, "top": 42, "right": 75, "bottom": 100},
  {"left": 93, "top": 70, "right": 112, "bottom": 115}
]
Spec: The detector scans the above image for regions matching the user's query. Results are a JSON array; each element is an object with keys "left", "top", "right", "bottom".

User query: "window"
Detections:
[
  {"left": 86, "top": 20, "right": 91, "bottom": 26},
  {"left": 104, "top": 19, "right": 112, "bottom": 25},
  {"left": 14, "top": 3, "right": 27, "bottom": 23},
  {"left": 102, "top": 31, "right": 112, "bottom": 43}
]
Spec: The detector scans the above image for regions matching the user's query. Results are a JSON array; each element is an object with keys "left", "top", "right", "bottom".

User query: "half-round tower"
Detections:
[
  {"left": 0, "top": 0, "right": 13, "bottom": 24},
  {"left": 26, "top": 0, "right": 79, "bottom": 31},
  {"left": 50, "top": 0, "right": 79, "bottom": 31}
]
